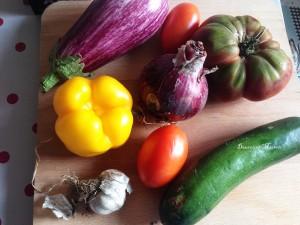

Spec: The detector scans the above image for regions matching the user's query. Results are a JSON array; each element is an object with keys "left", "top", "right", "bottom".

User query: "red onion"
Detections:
[{"left": 139, "top": 40, "right": 211, "bottom": 122}]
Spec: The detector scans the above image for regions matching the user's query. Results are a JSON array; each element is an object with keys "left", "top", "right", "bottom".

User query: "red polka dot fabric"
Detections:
[
  {"left": 6, "top": 93, "right": 19, "bottom": 104},
  {"left": 0, "top": 151, "right": 10, "bottom": 163},
  {"left": 32, "top": 123, "right": 37, "bottom": 134},
  {"left": 0, "top": 0, "right": 40, "bottom": 224},
  {"left": 24, "top": 184, "right": 34, "bottom": 197},
  {"left": 15, "top": 42, "right": 26, "bottom": 52}
]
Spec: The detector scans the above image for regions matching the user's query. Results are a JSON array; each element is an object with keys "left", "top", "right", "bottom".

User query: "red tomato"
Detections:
[
  {"left": 137, "top": 125, "right": 188, "bottom": 188},
  {"left": 161, "top": 3, "right": 200, "bottom": 53}
]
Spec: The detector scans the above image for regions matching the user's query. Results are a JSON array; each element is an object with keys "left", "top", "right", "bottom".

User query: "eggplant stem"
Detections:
[
  {"left": 41, "top": 72, "right": 60, "bottom": 92},
  {"left": 41, "top": 56, "right": 86, "bottom": 92}
]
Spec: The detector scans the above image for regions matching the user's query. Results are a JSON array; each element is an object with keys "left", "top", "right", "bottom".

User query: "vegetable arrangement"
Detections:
[{"left": 39, "top": 0, "right": 299, "bottom": 224}]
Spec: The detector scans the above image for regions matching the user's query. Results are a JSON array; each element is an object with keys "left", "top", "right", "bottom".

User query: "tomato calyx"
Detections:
[{"left": 239, "top": 27, "right": 266, "bottom": 57}]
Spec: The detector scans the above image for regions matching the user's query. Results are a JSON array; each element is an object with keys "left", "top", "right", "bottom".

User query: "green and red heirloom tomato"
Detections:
[
  {"left": 193, "top": 15, "right": 293, "bottom": 101},
  {"left": 137, "top": 125, "right": 188, "bottom": 188},
  {"left": 161, "top": 3, "right": 200, "bottom": 53}
]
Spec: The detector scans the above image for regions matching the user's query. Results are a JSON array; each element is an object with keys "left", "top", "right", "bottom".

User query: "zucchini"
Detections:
[{"left": 159, "top": 117, "right": 300, "bottom": 225}]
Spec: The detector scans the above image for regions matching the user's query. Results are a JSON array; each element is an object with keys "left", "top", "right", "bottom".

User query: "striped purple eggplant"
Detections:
[{"left": 42, "top": 0, "right": 169, "bottom": 92}]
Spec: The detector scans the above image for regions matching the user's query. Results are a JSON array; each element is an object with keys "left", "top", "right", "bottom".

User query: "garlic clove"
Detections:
[{"left": 89, "top": 192, "right": 124, "bottom": 215}]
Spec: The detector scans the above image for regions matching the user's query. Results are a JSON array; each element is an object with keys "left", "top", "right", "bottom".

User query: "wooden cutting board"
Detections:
[{"left": 34, "top": 0, "right": 300, "bottom": 225}]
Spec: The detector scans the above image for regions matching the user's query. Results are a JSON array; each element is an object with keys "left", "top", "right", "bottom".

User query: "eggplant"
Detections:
[{"left": 42, "top": 0, "right": 169, "bottom": 92}]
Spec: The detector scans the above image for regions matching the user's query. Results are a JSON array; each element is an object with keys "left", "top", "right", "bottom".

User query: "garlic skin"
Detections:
[
  {"left": 88, "top": 169, "right": 132, "bottom": 215},
  {"left": 42, "top": 194, "right": 74, "bottom": 220}
]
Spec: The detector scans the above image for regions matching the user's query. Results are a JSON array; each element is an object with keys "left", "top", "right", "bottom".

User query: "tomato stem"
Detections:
[{"left": 239, "top": 27, "right": 266, "bottom": 57}]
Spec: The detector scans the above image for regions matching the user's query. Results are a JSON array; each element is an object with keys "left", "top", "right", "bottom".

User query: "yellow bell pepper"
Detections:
[{"left": 53, "top": 75, "right": 133, "bottom": 157}]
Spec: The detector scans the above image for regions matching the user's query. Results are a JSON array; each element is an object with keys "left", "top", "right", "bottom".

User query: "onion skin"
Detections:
[{"left": 139, "top": 41, "right": 209, "bottom": 122}]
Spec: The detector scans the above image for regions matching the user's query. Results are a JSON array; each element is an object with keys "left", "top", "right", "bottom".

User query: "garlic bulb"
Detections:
[{"left": 88, "top": 169, "right": 132, "bottom": 215}]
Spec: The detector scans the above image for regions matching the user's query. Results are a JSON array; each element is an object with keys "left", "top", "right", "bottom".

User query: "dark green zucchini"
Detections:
[{"left": 159, "top": 117, "right": 300, "bottom": 225}]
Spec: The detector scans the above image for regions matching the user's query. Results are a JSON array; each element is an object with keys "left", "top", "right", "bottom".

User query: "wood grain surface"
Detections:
[{"left": 34, "top": 1, "right": 300, "bottom": 225}]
